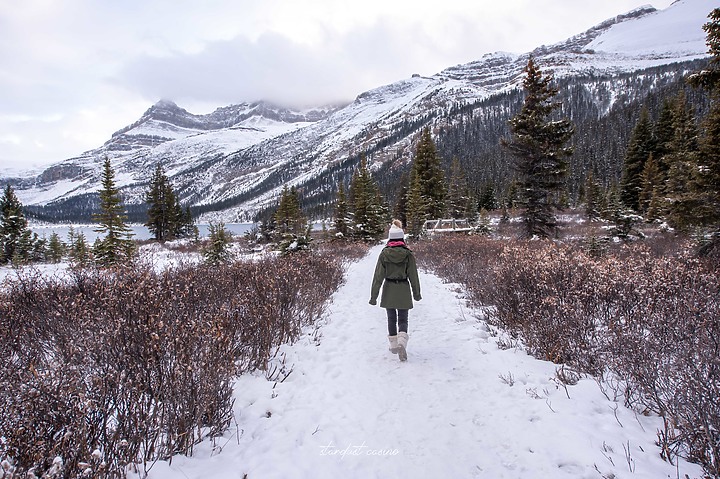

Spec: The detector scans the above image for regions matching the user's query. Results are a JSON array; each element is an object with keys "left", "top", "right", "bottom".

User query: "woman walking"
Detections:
[{"left": 369, "top": 219, "right": 422, "bottom": 361}]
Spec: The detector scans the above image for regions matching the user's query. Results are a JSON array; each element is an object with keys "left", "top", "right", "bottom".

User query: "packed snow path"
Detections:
[{"left": 147, "top": 244, "right": 702, "bottom": 479}]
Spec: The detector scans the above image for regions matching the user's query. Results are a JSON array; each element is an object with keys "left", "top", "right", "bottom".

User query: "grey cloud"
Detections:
[{"left": 115, "top": 21, "right": 453, "bottom": 109}]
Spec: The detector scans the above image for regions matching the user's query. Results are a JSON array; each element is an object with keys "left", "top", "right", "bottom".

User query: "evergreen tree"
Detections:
[
  {"left": 333, "top": 182, "right": 351, "bottom": 238},
  {"left": 366, "top": 191, "right": 389, "bottom": 240},
  {"left": 67, "top": 227, "right": 91, "bottom": 267},
  {"left": 501, "top": 58, "right": 574, "bottom": 238},
  {"left": 274, "top": 186, "right": 305, "bottom": 235},
  {"left": 348, "top": 156, "right": 385, "bottom": 241},
  {"left": 688, "top": 8, "right": 720, "bottom": 91},
  {"left": 178, "top": 205, "right": 198, "bottom": 239},
  {"left": 47, "top": 233, "right": 66, "bottom": 263},
  {"left": 475, "top": 209, "right": 492, "bottom": 236},
  {"left": 602, "top": 184, "right": 623, "bottom": 222},
  {"left": 620, "top": 107, "right": 654, "bottom": 211},
  {"left": 13, "top": 230, "right": 42, "bottom": 265},
  {"left": 392, "top": 172, "right": 410, "bottom": 227},
  {"left": 29, "top": 233, "right": 46, "bottom": 263},
  {"left": 202, "top": 222, "right": 233, "bottom": 264},
  {"left": 405, "top": 171, "right": 429, "bottom": 236},
  {"left": 274, "top": 185, "right": 311, "bottom": 252},
  {"left": 638, "top": 154, "right": 663, "bottom": 220},
  {"left": 409, "top": 127, "right": 446, "bottom": 219},
  {"left": 653, "top": 99, "right": 676, "bottom": 167},
  {"left": 0, "top": 184, "right": 31, "bottom": 264},
  {"left": 478, "top": 182, "right": 498, "bottom": 211},
  {"left": 145, "top": 164, "right": 195, "bottom": 241},
  {"left": 663, "top": 93, "right": 701, "bottom": 230},
  {"left": 670, "top": 92, "right": 699, "bottom": 155},
  {"left": 145, "top": 164, "right": 174, "bottom": 241},
  {"left": 505, "top": 181, "right": 520, "bottom": 210},
  {"left": 690, "top": 7, "right": 720, "bottom": 254},
  {"left": 604, "top": 184, "right": 643, "bottom": 240},
  {"left": 695, "top": 96, "right": 720, "bottom": 227},
  {"left": 584, "top": 173, "right": 603, "bottom": 222},
  {"left": 464, "top": 194, "right": 480, "bottom": 225},
  {"left": 446, "top": 158, "right": 472, "bottom": 219},
  {"left": 93, "top": 157, "right": 135, "bottom": 266}
]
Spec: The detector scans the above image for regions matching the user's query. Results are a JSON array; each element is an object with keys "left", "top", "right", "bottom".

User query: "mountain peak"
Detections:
[{"left": 154, "top": 98, "right": 180, "bottom": 109}]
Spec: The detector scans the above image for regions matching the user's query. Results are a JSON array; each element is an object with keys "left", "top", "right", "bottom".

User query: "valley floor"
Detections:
[{"left": 140, "top": 244, "right": 702, "bottom": 479}]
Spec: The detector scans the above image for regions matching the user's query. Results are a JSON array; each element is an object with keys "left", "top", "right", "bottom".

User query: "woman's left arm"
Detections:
[{"left": 408, "top": 254, "right": 421, "bottom": 301}]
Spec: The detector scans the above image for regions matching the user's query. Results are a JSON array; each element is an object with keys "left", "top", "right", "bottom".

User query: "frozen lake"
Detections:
[{"left": 29, "top": 223, "right": 257, "bottom": 243}]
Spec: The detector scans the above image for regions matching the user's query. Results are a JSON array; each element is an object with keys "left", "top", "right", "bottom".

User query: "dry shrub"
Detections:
[
  {"left": 0, "top": 252, "right": 344, "bottom": 478},
  {"left": 413, "top": 235, "right": 505, "bottom": 306},
  {"left": 314, "top": 240, "right": 370, "bottom": 265},
  {"left": 600, "top": 252, "right": 720, "bottom": 475},
  {"left": 417, "top": 235, "right": 720, "bottom": 478}
]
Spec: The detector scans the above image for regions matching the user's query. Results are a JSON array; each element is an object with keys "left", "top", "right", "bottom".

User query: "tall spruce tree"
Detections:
[
  {"left": 654, "top": 99, "right": 676, "bottom": 169},
  {"left": 415, "top": 127, "right": 446, "bottom": 218},
  {"left": 405, "top": 172, "right": 429, "bottom": 236},
  {"left": 405, "top": 128, "right": 446, "bottom": 235},
  {"left": 639, "top": 154, "right": 662, "bottom": 219},
  {"left": 446, "top": 158, "right": 473, "bottom": 220},
  {"left": 663, "top": 92, "right": 701, "bottom": 231},
  {"left": 620, "top": 107, "right": 655, "bottom": 211},
  {"left": 333, "top": 182, "right": 351, "bottom": 238},
  {"left": 0, "top": 184, "right": 31, "bottom": 264},
  {"left": 689, "top": 7, "right": 720, "bottom": 253},
  {"left": 145, "top": 164, "right": 177, "bottom": 241},
  {"left": 392, "top": 172, "right": 410, "bottom": 227},
  {"left": 93, "top": 157, "right": 135, "bottom": 266},
  {"left": 348, "top": 156, "right": 385, "bottom": 241},
  {"left": 501, "top": 58, "right": 574, "bottom": 238}
]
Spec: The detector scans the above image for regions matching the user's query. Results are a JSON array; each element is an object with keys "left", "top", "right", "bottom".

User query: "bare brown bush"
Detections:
[
  {"left": 0, "top": 252, "right": 344, "bottom": 478},
  {"left": 314, "top": 240, "right": 370, "bottom": 265},
  {"left": 416, "top": 235, "right": 720, "bottom": 478}
]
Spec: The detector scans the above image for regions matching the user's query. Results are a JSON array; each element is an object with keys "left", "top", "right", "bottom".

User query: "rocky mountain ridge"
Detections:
[{"left": 6, "top": 0, "right": 714, "bottom": 223}]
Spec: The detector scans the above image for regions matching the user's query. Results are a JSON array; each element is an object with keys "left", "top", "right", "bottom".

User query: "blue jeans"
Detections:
[{"left": 386, "top": 309, "right": 408, "bottom": 335}]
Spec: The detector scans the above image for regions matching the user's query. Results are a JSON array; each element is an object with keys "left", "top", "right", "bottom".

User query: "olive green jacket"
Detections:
[{"left": 369, "top": 245, "right": 422, "bottom": 309}]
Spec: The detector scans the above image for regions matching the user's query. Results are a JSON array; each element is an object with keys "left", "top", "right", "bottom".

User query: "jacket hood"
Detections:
[{"left": 383, "top": 245, "right": 411, "bottom": 264}]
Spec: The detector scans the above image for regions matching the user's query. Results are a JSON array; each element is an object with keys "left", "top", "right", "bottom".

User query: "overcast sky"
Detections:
[{"left": 0, "top": 0, "right": 677, "bottom": 172}]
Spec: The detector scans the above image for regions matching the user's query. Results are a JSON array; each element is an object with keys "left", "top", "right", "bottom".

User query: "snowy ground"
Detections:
[{"left": 139, "top": 243, "right": 702, "bottom": 479}]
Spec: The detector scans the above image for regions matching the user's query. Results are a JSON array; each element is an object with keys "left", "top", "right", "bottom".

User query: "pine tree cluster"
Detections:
[
  {"left": 145, "top": 164, "right": 197, "bottom": 242},
  {"left": 346, "top": 156, "right": 388, "bottom": 241},
  {"left": 614, "top": 7, "right": 720, "bottom": 245}
]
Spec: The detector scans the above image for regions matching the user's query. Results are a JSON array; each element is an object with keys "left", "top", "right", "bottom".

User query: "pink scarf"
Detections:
[{"left": 387, "top": 240, "right": 405, "bottom": 247}]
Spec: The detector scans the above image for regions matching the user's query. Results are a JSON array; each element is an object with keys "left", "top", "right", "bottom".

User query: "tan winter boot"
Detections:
[
  {"left": 388, "top": 335, "right": 400, "bottom": 354},
  {"left": 397, "top": 332, "right": 409, "bottom": 361}
]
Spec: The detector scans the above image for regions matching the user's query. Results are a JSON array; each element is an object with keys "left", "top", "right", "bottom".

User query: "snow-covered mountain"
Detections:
[{"left": 5, "top": 0, "right": 714, "bottom": 222}]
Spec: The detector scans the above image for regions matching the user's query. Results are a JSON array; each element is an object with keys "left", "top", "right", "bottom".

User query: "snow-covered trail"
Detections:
[{"left": 146, "top": 244, "right": 702, "bottom": 479}]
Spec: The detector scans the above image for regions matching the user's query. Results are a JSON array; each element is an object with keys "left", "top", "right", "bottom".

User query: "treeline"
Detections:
[{"left": 1, "top": 159, "right": 196, "bottom": 267}]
